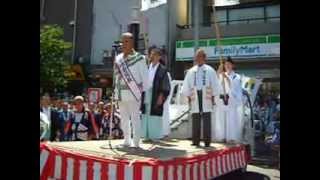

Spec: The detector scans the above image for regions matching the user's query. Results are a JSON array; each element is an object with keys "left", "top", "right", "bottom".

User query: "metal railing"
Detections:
[
  {"left": 170, "top": 108, "right": 191, "bottom": 127},
  {"left": 177, "top": 2, "right": 279, "bottom": 29},
  {"left": 216, "top": 16, "right": 279, "bottom": 25}
]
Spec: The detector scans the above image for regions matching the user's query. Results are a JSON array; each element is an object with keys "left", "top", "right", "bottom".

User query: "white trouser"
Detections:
[
  {"left": 215, "top": 106, "right": 227, "bottom": 141},
  {"left": 226, "top": 106, "right": 241, "bottom": 142},
  {"left": 215, "top": 105, "right": 241, "bottom": 142},
  {"left": 162, "top": 100, "right": 170, "bottom": 136},
  {"left": 118, "top": 100, "right": 141, "bottom": 147}
]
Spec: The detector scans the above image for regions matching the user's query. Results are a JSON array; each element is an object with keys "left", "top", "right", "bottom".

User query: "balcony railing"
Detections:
[
  {"left": 177, "top": 16, "right": 279, "bottom": 29},
  {"left": 178, "top": 3, "right": 279, "bottom": 29}
]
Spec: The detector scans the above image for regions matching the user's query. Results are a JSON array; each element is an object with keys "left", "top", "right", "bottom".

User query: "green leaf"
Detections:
[{"left": 40, "top": 24, "right": 72, "bottom": 90}]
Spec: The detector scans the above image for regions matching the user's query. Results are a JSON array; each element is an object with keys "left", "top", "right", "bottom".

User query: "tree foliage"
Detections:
[{"left": 40, "top": 25, "right": 72, "bottom": 90}]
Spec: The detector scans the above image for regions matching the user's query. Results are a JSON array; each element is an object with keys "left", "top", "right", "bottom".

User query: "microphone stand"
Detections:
[{"left": 100, "top": 43, "right": 123, "bottom": 158}]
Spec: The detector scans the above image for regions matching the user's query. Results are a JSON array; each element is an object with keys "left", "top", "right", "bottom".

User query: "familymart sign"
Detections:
[{"left": 176, "top": 35, "right": 280, "bottom": 61}]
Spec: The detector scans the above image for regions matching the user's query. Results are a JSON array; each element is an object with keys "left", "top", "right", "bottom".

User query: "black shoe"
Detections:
[
  {"left": 205, "top": 141, "right": 211, "bottom": 147},
  {"left": 160, "top": 136, "right": 170, "bottom": 141},
  {"left": 129, "top": 146, "right": 141, "bottom": 150},
  {"left": 142, "top": 139, "right": 152, "bottom": 143},
  {"left": 191, "top": 143, "right": 200, "bottom": 146},
  {"left": 116, "top": 144, "right": 131, "bottom": 149}
]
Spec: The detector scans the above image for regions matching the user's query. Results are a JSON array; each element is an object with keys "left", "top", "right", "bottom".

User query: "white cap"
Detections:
[{"left": 74, "top": 96, "right": 84, "bottom": 102}]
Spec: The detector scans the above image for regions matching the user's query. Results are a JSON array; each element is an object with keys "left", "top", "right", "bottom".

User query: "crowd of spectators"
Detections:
[
  {"left": 253, "top": 90, "right": 280, "bottom": 134},
  {"left": 40, "top": 93, "right": 123, "bottom": 142}
]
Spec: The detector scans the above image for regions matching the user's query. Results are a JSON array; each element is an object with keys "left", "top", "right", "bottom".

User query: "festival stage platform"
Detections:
[{"left": 40, "top": 139, "right": 250, "bottom": 180}]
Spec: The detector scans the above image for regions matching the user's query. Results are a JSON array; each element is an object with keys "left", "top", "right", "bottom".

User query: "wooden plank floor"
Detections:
[{"left": 48, "top": 139, "right": 243, "bottom": 161}]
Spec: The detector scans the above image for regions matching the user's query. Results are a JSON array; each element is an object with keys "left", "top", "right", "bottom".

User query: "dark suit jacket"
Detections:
[{"left": 141, "top": 64, "right": 171, "bottom": 116}]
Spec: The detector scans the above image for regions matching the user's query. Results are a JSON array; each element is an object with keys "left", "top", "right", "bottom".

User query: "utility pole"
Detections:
[
  {"left": 40, "top": 0, "right": 46, "bottom": 22},
  {"left": 193, "top": 0, "right": 200, "bottom": 55},
  {"left": 71, "top": 0, "right": 78, "bottom": 64},
  {"left": 129, "top": 0, "right": 141, "bottom": 51}
]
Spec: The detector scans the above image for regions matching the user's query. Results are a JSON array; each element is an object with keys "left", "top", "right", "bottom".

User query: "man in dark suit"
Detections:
[{"left": 57, "top": 101, "right": 74, "bottom": 141}]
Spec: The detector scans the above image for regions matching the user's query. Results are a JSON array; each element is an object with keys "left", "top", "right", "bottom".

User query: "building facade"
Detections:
[
  {"left": 40, "top": 0, "right": 94, "bottom": 64},
  {"left": 40, "top": 0, "right": 280, "bottom": 94},
  {"left": 171, "top": 0, "right": 280, "bottom": 92},
  {"left": 40, "top": 0, "right": 94, "bottom": 94}
]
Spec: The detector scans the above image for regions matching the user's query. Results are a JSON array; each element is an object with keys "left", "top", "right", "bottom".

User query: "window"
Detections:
[
  {"left": 212, "top": 9, "right": 227, "bottom": 25},
  {"left": 203, "top": 0, "right": 211, "bottom": 26},
  {"left": 229, "top": 7, "right": 264, "bottom": 24},
  {"left": 266, "top": 5, "right": 280, "bottom": 22},
  {"left": 177, "top": 0, "right": 188, "bottom": 26}
]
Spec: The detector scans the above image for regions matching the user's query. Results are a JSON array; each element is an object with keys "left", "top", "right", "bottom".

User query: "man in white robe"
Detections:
[
  {"left": 181, "top": 49, "right": 221, "bottom": 147},
  {"left": 114, "top": 32, "right": 149, "bottom": 148},
  {"left": 40, "top": 112, "right": 50, "bottom": 141},
  {"left": 216, "top": 57, "right": 243, "bottom": 143}
]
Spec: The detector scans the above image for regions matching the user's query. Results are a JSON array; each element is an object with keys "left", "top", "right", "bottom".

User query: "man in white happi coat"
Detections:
[
  {"left": 216, "top": 57, "right": 243, "bottom": 143},
  {"left": 181, "top": 49, "right": 221, "bottom": 147},
  {"left": 114, "top": 32, "right": 149, "bottom": 148}
]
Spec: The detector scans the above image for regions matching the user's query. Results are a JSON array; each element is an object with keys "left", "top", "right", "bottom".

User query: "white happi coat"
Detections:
[
  {"left": 181, "top": 64, "right": 221, "bottom": 113},
  {"left": 114, "top": 51, "right": 148, "bottom": 147},
  {"left": 162, "top": 72, "right": 172, "bottom": 136},
  {"left": 215, "top": 71, "right": 243, "bottom": 141}
]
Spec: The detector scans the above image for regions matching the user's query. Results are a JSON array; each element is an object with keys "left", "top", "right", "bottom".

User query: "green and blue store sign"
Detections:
[{"left": 176, "top": 35, "right": 280, "bottom": 61}]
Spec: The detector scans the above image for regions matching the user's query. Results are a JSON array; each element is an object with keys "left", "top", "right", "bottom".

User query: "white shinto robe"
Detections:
[{"left": 215, "top": 71, "right": 243, "bottom": 142}]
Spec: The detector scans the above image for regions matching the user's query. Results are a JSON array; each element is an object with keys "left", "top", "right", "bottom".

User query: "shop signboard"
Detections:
[
  {"left": 88, "top": 88, "right": 102, "bottom": 103},
  {"left": 176, "top": 35, "right": 280, "bottom": 61}
]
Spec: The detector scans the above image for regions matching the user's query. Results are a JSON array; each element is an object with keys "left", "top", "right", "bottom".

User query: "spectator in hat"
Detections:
[{"left": 64, "top": 96, "right": 99, "bottom": 141}]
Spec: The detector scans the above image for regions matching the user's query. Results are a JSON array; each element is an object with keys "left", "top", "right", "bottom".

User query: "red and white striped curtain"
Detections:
[{"left": 40, "top": 143, "right": 249, "bottom": 180}]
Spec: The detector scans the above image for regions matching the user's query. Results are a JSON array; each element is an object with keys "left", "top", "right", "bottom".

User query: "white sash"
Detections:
[{"left": 116, "top": 58, "right": 142, "bottom": 102}]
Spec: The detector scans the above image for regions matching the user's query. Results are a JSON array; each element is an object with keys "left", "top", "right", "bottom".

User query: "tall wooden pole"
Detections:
[{"left": 212, "top": 0, "right": 227, "bottom": 103}]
